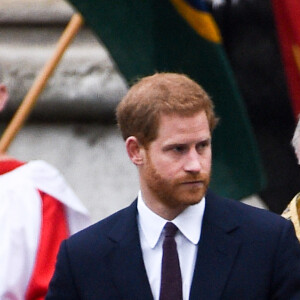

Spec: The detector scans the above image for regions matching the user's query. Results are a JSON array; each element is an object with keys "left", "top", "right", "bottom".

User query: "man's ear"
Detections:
[
  {"left": 125, "top": 136, "right": 145, "bottom": 165},
  {"left": 0, "top": 84, "right": 9, "bottom": 111}
]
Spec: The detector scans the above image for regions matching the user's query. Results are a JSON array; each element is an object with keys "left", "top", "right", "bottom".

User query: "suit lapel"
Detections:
[
  {"left": 190, "top": 191, "right": 241, "bottom": 300},
  {"left": 107, "top": 200, "right": 154, "bottom": 300},
  {"left": 105, "top": 193, "right": 241, "bottom": 300}
]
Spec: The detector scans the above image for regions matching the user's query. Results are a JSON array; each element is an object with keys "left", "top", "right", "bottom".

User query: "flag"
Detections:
[
  {"left": 272, "top": 0, "right": 300, "bottom": 119},
  {"left": 68, "top": 0, "right": 266, "bottom": 199}
]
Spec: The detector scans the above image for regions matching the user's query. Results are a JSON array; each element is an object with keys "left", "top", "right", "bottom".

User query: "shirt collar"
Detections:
[{"left": 137, "top": 191, "right": 205, "bottom": 248}]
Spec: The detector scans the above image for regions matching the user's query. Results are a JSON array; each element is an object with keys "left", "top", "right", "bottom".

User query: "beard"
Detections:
[{"left": 143, "top": 154, "right": 211, "bottom": 209}]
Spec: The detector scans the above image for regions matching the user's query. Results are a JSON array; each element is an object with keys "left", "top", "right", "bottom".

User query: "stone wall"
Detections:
[
  {"left": 0, "top": 0, "right": 127, "bottom": 121},
  {"left": 0, "top": 0, "right": 136, "bottom": 223}
]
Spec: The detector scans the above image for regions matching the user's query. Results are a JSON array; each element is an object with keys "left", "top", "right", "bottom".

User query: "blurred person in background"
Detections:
[
  {"left": 282, "top": 117, "right": 300, "bottom": 241},
  {"left": 0, "top": 76, "right": 90, "bottom": 299}
]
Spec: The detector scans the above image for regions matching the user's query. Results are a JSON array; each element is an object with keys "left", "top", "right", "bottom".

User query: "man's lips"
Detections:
[{"left": 180, "top": 180, "right": 204, "bottom": 186}]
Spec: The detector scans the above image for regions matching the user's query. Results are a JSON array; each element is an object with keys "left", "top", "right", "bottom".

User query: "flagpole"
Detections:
[{"left": 0, "top": 13, "right": 84, "bottom": 153}]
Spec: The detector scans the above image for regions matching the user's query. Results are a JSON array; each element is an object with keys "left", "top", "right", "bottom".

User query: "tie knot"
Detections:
[{"left": 164, "top": 222, "right": 178, "bottom": 238}]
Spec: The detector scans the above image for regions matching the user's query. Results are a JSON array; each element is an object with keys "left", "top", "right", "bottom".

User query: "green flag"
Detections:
[{"left": 68, "top": 0, "right": 266, "bottom": 199}]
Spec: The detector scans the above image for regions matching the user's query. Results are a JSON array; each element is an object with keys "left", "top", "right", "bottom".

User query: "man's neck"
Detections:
[{"left": 140, "top": 191, "right": 188, "bottom": 221}]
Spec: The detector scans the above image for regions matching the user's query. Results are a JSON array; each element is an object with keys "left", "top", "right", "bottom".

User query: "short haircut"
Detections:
[{"left": 116, "top": 72, "right": 219, "bottom": 147}]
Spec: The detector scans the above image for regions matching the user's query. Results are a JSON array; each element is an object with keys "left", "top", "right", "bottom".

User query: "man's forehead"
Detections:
[
  {"left": 156, "top": 111, "right": 211, "bottom": 142},
  {"left": 158, "top": 111, "right": 209, "bottom": 129}
]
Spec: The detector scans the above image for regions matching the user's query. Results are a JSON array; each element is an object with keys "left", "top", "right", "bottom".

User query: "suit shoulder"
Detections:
[
  {"left": 206, "top": 190, "right": 292, "bottom": 232},
  {"left": 66, "top": 201, "right": 137, "bottom": 249},
  {"left": 228, "top": 197, "right": 284, "bottom": 223}
]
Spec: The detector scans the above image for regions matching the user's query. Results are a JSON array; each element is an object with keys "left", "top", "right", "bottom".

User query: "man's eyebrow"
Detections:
[
  {"left": 198, "top": 138, "right": 211, "bottom": 144},
  {"left": 162, "top": 143, "right": 187, "bottom": 150},
  {"left": 162, "top": 138, "right": 211, "bottom": 151}
]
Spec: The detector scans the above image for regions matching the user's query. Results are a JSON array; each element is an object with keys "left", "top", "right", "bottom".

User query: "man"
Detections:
[
  {"left": 282, "top": 117, "right": 300, "bottom": 241},
  {"left": 0, "top": 80, "right": 90, "bottom": 299},
  {"left": 47, "top": 73, "right": 300, "bottom": 299}
]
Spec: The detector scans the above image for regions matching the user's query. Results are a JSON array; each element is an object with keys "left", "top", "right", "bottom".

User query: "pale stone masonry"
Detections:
[
  {"left": 0, "top": 0, "right": 127, "bottom": 121},
  {"left": 0, "top": 0, "right": 134, "bottom": 223}
]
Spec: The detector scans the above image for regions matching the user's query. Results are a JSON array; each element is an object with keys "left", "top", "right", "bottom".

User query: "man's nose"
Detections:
[{"left": 183, "top": 149, "right": 201, "bottom": 173}]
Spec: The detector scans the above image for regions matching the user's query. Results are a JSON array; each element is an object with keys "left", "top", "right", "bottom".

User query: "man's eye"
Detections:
[
  {"left": 196, "top": 141, "right": 210, "bottom": 152},
  {"left": 174, "top": 146, "right": 186, "bottom": 153}
]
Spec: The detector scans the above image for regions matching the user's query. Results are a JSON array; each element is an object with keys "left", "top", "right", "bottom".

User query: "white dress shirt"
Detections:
[{"left": 137, "top": 191, "right": 205, "bottom": 300}]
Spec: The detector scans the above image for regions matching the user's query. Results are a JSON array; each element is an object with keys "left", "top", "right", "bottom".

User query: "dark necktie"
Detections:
[{"left": 159, "top": 222, "right": 183, "bottom": 300}]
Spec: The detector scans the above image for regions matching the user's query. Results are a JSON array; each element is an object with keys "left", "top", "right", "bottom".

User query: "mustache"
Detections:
[{"left": 175, "top": 173, "right": 210, "bottom": 184}]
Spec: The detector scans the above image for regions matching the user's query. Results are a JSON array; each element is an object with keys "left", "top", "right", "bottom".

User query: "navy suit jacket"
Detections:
[{"left": 46, "top": 190, "right": 300, "bottom": 299}]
